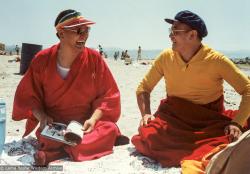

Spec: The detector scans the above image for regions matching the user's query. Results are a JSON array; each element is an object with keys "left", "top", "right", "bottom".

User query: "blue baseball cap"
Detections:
[{"left": 165, "top": 10, "right": 208, "bottom": 38}]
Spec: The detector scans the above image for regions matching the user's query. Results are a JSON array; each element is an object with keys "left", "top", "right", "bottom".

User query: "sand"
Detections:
[{"left": 0, "top": 55, "right": 248, "bottom": 173}]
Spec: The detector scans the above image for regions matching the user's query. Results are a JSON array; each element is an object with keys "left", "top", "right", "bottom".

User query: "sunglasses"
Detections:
[
  {"left": 169, "top": 28, "right": 190, "bottom": 36},
  {"left": 64, "top": 27, "right": 91, "bottom": 35}
]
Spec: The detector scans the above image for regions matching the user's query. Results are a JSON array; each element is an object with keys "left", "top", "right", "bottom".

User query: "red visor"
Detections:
[{"left": 56, "top": 16, "right": 95, "bottom": 31}]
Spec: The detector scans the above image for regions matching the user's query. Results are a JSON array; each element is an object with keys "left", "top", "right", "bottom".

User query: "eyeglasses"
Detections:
[
  {"left": 64, "top": 27, "right": 91, "bottom": 35},
  {"left": 168, "top": 28, "right": 190, "bottom": 36}
]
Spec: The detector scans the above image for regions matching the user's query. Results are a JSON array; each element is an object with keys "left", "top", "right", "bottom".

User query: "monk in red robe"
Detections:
[
  {"left": 12, "top": 9, "right": 127, "bottom": 166},
  {"left": 132, "top": 10, "right": 250, "bottom": 170}
]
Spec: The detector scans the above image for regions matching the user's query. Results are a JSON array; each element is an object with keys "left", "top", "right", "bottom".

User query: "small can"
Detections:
[
  {"left": 0, "top": 98, "right": 6, "bottom": 156},
  {"left": 0, "top": 97, "right": 6, "bottom": 118}
]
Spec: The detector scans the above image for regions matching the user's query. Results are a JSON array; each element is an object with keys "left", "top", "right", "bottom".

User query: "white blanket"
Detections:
[{"left": 0, "top": 136, "right": 181, "bottom": 174}]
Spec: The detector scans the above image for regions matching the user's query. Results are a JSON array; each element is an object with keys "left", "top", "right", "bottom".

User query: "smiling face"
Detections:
[
  {"left": 59, "top": 26, "right": 90, "bottom": 49},
  {"left": 169, "top": 21, "right": 194, "bottom": 53}
]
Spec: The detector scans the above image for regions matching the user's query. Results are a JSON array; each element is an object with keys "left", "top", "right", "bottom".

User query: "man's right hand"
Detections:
[
  {"left": 39, "top": 115, "right": 53, "bottom": 130},
  {"left": 140, "top": 114, "right": 155, "bottom": 127},
  {"left": 32, "top": 109, "right": 53, "bottom": 130},
  {"left": 137, "top": 92, "right": 154, "bottom": 127}
]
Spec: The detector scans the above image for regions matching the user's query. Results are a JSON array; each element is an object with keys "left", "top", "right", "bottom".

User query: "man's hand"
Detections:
[
  {"left": 224, "top": 124, "right": 242, "bottom": 143},
  {"left": 32, "top": 109, "right": 53, "bottom": 130},
  {"left": 82, "top": 109, "right": 102, "bottom": 134},
  {"left": 82, "top": 118, "right": 97, "bottom": 134},
  {"left": 39, "top": 115, "right": 53, "bottom": 130},
  {"left": 140, "top": 114, "right": 155, "bottom": 127}
]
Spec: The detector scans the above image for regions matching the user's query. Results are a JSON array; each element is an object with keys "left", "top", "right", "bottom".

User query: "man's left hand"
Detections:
[
  {"left": 82, "top": 118, "right": 97, "bottom": 134},
  {"left": 224, "top": 124, "right": 242, "bottom": 143}
]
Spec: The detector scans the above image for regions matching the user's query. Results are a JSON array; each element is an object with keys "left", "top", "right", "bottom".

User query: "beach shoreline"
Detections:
[
  {"left": 0, "top": 55, "right": 249, "bottom": 138},
  {"left": 0, "top": 54, "right": 249, "bottom": 173}
]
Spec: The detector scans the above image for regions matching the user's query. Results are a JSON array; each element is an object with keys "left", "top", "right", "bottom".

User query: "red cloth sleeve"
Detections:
[
  {"left": 12, "top": 52, "right": 45, "bottom": 121},
  {"left": 91, "top": 58, "right": 121, "bottom": 123}
]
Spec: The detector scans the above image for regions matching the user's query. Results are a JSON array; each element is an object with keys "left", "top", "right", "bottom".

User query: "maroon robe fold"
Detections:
[
  {"left": 132, "top": 96, "right": 241, "bottom": 167},
  {"left": 12, "top": 44, "right": 121, "bottom": 161}
]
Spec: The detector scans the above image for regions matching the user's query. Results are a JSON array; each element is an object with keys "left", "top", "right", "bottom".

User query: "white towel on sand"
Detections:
[{"left": 0, "top": 136, "right": 181, "bottom": 174}]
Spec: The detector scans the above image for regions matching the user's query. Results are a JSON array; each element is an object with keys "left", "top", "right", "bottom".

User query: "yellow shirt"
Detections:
[{"left": 137, "top": 45, "right": 250, "bottom": 126}]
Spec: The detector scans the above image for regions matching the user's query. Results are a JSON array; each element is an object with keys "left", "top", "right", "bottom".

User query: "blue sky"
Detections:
[{"left": 0, "top": 0, "right": 249, "bottom": 51}]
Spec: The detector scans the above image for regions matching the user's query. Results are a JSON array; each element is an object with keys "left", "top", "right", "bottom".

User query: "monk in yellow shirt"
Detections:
[{"left": 132, "top": 10, "right": 250, "bottom": 169}]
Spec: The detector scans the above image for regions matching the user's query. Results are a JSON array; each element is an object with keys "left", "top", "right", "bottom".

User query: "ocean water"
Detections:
[
  {"left": 5, "top": 44, "right": 250, "bottom": 60},
  {"left": 105, "top": 49, "right": 162, "bottom": 60},
  {"left": 104, "top": 49, "right": 250, "bottom": 60},
  {"left": 221, "top": 50, "right": 250, "bottom": 59}
]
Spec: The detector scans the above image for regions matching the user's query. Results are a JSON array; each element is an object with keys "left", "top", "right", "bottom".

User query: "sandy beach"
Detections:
[{"left": 0, "top": 55, "right": 249, "bottom": 173}]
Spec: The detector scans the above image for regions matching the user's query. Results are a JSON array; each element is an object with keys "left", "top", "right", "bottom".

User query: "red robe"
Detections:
[
  {"left": 132, "top": 96, "right": 242, "bottom": 167},
  {"left": 12, "top": 44, "right": 121, "bottom": 161}
]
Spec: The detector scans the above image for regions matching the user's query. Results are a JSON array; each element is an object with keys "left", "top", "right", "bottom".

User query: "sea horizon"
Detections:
[
  {"left": 3, "top": 44, "right": 250, "bottom": 60},
  {"left": 103, "top": 49, "right": 250, "bottom": 60}
]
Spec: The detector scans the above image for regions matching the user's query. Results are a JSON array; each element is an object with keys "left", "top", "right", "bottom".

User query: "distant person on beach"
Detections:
[
  {"left": 124, "top": 50, "right": 132, "bottom": 65},
  {"left": 124, "top": 50, "right": 130, "bottom": 58},
  {"left": 132, "top": 10, "right": 250, "bottom": 170},
  {"left": 98, "top": 44, "right": 103, "bottom": 56},
  {"left": 121, "top": 51, "right": 125, "bottom": 60},
  {"left": 15, "top": 45, "right": 20, "bottom": 55},
  {"left": 114, "top": 51, "right": 118, "bottom": 60},
  {"left": 137, "top": 46, "right": 142, "bottom": 61},
  {"left": 13, "top": 9, "right": 128, "bottom": 166}
]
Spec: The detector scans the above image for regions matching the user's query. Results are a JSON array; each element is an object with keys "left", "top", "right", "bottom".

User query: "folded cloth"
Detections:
[
  {"left": 206, "top": 129, "right": 250, "bottom": 174},
  {"left": 132, "top": 96, "right": 237, "bottom": 167}
]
